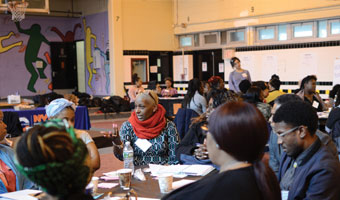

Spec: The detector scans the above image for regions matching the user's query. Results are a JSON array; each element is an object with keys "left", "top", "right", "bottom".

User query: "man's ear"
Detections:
[{"left": 299, "top": 126, "right": 307, "bottom": 138}]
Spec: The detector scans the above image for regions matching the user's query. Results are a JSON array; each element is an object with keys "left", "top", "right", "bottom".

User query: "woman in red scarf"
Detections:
[{"left": 111, "top": 90, "right": 180, "bottom": 166}]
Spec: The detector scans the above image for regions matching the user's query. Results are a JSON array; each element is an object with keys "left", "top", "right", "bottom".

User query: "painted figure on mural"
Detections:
[
  {"left": 83, "top": 18, "right": 97, "bottom": 91},
  {"left": 15, "top": 22, "right": 50, "bottom": 93},
  {"left": 0, "top": 31, "right": 23, "bottom": 53},
  {"left": 94, "top": 46, "right": 110, "bottom": 94},
  {"left": 51, "top": 23, "right": 81, "bottom": 42}
]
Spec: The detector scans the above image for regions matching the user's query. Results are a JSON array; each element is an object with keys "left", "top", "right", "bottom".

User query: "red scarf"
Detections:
[{"left": 128, "top": 104, "right": 166, "bottom": 139}]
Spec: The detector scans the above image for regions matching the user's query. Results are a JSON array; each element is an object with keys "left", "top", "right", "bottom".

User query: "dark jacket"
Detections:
[
  {"left": 278, "top": 140, "right": 340, "bottom": 200},
  {"left": 173, "top": 108, "right": 198, "bottom": 139},
  {"left": 175, "top": 120, "right": 206, "bottom": 161},
  {"left": 269, "top": 129, "right": 338, "bottom": 177}
]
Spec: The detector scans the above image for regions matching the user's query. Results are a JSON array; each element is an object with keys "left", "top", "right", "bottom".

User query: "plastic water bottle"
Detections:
[{"left": 123, "top": 141, "right": 134, "bottom": 174}]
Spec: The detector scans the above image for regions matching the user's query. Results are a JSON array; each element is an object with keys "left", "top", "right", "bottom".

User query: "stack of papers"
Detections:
[
  {"left": 149, "top": 164, "right": 214, "bottom": 176},
  {"left": 0, "top": 189, "right": 42, "bottom": 200}
]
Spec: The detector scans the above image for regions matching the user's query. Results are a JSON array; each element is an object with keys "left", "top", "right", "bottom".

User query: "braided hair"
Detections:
[{"left": 15, "top": 119, "right": 90, "bottom": 199}]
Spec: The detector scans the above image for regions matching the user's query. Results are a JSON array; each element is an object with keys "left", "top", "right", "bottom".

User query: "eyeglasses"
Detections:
[
  {"left": 139, "top": 90, "right": 157, "bottom": 104},
  {"left": 275, "top": 126, "right": 299, "bottom": 138}
]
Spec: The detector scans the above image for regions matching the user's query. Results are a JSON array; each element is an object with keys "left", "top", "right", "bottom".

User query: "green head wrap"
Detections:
[{"left": 15, "top": 119, "right": 90, "bottom": 198}]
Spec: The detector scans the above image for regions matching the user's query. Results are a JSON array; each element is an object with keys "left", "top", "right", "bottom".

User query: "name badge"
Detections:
[
  {"left": 312, "top": 101, "right": 319, "bottom": 108},
  {"left": 135, "top": 139, "right": 152, "bottom": 152},
  {"left": 242, "top": 73, "right": 248, "bottom": 78}
]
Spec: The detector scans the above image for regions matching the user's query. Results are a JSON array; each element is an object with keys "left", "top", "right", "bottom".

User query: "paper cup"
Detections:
[
  {"left": 91, "top": 176, "right": 99, "bottom": 193},
  {"left": 158, "top": 174, "right": 173, "bottom": 193},
  {"left": 117, "top": 169, "right": 132, "bottom": 190}
]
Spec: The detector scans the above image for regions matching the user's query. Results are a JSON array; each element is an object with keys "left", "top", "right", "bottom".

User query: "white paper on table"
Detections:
[
  {"left": 281, "top": 190, "right": 289, "bottom": 200},
  {"left": 172, "top": 179, "right": 197, "bottom": 190},
  {"left": 103, "top": 171, "right": 118, "bottom": 177},
  {"left": 98, "top": 182, "right": 119, "bottom": 189},
  {"left": 100, "top": 176, "right": 119, "bottom": 181},
  {"left": 0, "top": 189, "right": 42, "bottom": 200},
  {"left": 110, "top": 197, "right": 159, "bottom": 200},
  {"left": 149, "top": 164, "right": 214, "bottom": 176}
]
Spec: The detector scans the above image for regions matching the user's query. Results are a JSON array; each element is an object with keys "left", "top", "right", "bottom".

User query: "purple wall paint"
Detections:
[
  {"left": 0, "top": 11, "right": 109, "bottom": 97},
  {"left": 82, "top": 11, "right": 110, "bottom": 96}
]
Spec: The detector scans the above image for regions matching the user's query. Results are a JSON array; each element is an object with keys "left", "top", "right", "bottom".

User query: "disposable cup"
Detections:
[
  {"left": 158, "top": 174, "right": 173, "bottom": 193},
  {"left": 91, "top": 176, "right": 99, "bottom": 193},
  {"left": 117, "top": 169, "right": 132, "bottom": 190}
]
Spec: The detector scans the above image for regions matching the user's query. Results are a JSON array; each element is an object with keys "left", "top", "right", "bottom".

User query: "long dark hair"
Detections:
[
  {"left": 208, "top": 102, "right": 281, "bottom": 200},
  {"left": 243, "top": 86, "right": 262, "bottom": 104},
  {"left": 183, "top": 78, "right": 202, "bottom": 108},
  {"left": 132, "top": 73, "right": 140, "bottom": 85}
]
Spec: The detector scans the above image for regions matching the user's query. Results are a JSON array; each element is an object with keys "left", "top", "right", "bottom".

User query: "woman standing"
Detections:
[
  {"left": 163, "top": 102, "right": 281, "bottom": 200},
  {"left": 183, "top": 78, "right": 207, "bottom": 115},
  {"left": 228, "top": 57, "right": 251, "bottom": 93}
]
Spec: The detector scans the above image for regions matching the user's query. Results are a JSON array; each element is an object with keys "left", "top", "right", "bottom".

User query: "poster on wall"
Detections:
[
  {"left": 150, "top": 66, "right": 158, "bottom": 73},
  {"left": 239, "top": 55, "right": 255, "bottom": 74},
  {"left": 202, "top": 62, "right": 207, "bottom": 72},
  {"left": 218, "top": 63, "right": 224, "bottom": 73},
  {"left": 333, "top": 59, "right": 340, "bottom": 85},
  {"left": 261, "top": 55, "right": 278, "bottom": 81},
  {"left": 299, "top": 53, "right": 317, "bottom": 78}
]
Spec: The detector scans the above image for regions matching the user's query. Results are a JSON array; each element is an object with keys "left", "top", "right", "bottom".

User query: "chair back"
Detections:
[{"left": 174, "top": 108, "right": 199, "bottom": 139}]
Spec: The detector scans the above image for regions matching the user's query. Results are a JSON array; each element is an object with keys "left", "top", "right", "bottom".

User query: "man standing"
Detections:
[{"left": 272, "top": 101, "right": 340, "bottom": 199}]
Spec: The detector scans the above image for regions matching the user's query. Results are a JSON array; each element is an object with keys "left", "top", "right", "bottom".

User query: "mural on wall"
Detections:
[
  {"left": 83, "top": 18, "right": 97, "bottom": 91},
  {"left": 0, "top": 31, "right": 23, "bottom": 53},
  {"left": 0, "top": 12, "right": 109, "bottom": 97},
  {"left": 0, "top": 15, "right": 81, "bottom": 97},
  {"left": 82, "top": 12, "right": 110, "bottom": 96},
  {"left": 95, "top": 46, "right": 110, "bottom": 94},
  {"left": 15, "top": 22, "right": 50, "bottom": 93},
  {"left": 51, "top": 23, "right": 81, "bottom": 42}
]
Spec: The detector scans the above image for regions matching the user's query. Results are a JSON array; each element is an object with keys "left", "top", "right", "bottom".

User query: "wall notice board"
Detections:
[{"left": 224, "top": 46, "right": 340, "bottom": 85}]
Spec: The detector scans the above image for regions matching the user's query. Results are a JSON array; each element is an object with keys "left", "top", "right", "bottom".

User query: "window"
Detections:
[
  {"left": 204, "top": 34, "right": 217, "bottom": 44},
  {"left": 292, "top": 23, "right": 313, "bottom": 38},
  {"left": 179, "top": 35, "right": 193, "bottom": 47},
  {"left": 318, "top": 20, "right": 327, "bottom": 38},
  {"left": 221, "top": 31, "right": 227, "bottom": 44},
  {"left": 330, "top": 20, "right": 340, "bottom": 35},
  {"left": 200, "top": 32, "right": 220, "bottom": 46},
  {"left": 258, "top": 27, "right": 275, "bottom": 40},
  {"left": 228, "top": 29, "right": 245, "bottom": 43},
  {"left": 278, "top": 25, "right": 288, "bottom": 40}
]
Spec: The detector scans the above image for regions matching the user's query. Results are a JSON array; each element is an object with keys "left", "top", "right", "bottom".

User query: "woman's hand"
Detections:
[{"left": 194, "top": 143, "right": 209, "bottom": 160}]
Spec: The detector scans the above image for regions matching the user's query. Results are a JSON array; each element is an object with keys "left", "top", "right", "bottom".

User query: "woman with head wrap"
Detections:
[
  {"left": 109, "top": 90, "right": 179, "bottom": 166},
  {"left": 15, "top": 119, "right": 93, "bottom": 200},
  {"left": 45, "top": 98, "right": 100, "bottom": 171}
]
